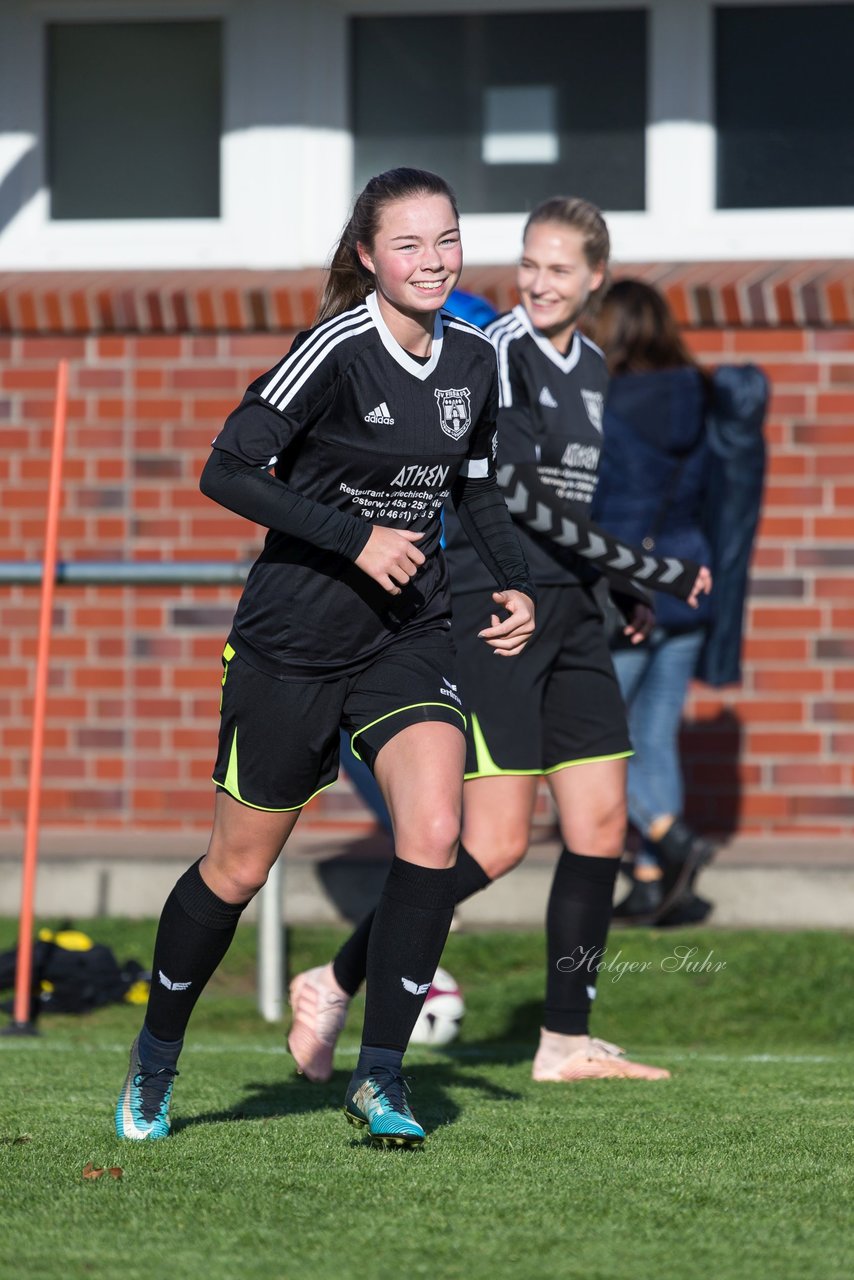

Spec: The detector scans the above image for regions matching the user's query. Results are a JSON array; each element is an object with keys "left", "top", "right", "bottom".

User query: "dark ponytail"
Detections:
[{"left": 316, "top": 168, "right": 459, "bottom": 323}]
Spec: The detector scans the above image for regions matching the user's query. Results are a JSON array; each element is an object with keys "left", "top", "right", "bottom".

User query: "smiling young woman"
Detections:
[{"left": 113, "top": 168, "right": 535, "bottom": 1150}]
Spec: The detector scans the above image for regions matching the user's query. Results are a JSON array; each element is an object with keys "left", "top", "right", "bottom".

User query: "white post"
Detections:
[{"left": 257, "top": 858, "right": 284, "bottom": 1022}]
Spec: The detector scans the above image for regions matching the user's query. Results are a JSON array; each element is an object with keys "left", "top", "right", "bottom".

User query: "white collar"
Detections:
[
  {"left": 513, "top": 303, "right": 581, "bottom": 373},
  {"left": 366, "top": 291, "right": 443, "bottom": 381}
]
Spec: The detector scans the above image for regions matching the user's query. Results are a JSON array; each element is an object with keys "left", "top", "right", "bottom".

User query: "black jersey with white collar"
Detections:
[
  {"left": 445, "top": 303, "right": 609, "bottom": 592},
  {"left": 210, "top": 292, "right": 505, "bottom": 678}
]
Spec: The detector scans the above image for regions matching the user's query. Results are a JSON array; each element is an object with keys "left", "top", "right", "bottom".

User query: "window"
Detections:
[
  {"left": 352, "top": 11, "right": 647, "bottom": 214},
  {"left": 48, "top": 20, "right": 222, "bottom": 219},
  {"left": 716, "top": 4, "right": 854, "bottom": 209}
]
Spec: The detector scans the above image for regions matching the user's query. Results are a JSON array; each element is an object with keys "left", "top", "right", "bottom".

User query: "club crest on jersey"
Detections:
[
  {"left": 435, "top": 387, "right": 471, "bottom": 440},
  {"left": 581, "top": 389, "right": 604, "bottom": 433}
]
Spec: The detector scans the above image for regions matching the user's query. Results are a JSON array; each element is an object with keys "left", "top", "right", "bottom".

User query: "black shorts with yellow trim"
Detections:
[
  {"left": 212, "top": 634, "right": 465, "bottom": 811},
  {"left": 452, "top": 583, "right": 631, "bottom": 779}
]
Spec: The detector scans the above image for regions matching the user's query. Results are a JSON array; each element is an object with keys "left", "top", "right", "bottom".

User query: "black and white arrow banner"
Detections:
[{"left": 497, "top": 463, "right": 701, "bottom": 601}]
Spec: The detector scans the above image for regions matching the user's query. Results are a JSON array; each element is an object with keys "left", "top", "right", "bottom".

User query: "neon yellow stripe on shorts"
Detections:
[
  {"left": 350, "top": 701, "right": 466, "bottom": 762},
  {"left": 212, "top": 726, "right": 336, "bottom": 813}
]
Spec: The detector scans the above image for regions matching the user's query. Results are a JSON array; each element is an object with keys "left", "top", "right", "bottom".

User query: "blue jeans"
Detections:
[{"left": 611, "top": 627, "right": 706, "bottom": 867}]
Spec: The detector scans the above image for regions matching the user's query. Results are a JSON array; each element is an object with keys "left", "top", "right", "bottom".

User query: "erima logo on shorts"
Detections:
[
  {"left": 158, "top": 970, "right": 192, "bottom": 992},
  {"left": 401, "top": 977, "right": 431, "bottom": 996},
  {"left": 440, "top": 677, "right": 462, "bottom": 706}
]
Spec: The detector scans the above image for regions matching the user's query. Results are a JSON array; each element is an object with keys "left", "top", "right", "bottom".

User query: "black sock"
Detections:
[
  {"left": 333, "top": 843, "right": 490, "bottom": 998},
  {"left": 360, "top": 857, "right": 458, "bottom": 1053},
  {"left": 544, "top": 848, "right": 620, "bottom": 1036},
  {"left": 143, "top": 859, "right": 248, "bottom": 1044}
]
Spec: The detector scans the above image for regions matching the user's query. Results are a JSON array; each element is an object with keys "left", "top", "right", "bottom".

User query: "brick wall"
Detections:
[{"left": 1, "top": 266, "right": 853, "bottom": 843}]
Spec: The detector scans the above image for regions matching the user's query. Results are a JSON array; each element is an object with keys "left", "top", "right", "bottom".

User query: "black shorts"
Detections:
[
  {"left": 452, "top": 583, "right": 631, "bottom": 778},
  {"left": 212, "top": 635, "right": 465, "bottom": 811}
]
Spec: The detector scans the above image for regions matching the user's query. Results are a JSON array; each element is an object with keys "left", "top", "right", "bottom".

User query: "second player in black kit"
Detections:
[{"left": 113, "top": 169, "right": 535, "bottom": 1150}]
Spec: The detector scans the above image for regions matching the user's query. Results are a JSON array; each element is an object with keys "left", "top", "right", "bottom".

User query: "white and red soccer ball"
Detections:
[{"left": 409, "top": 966, "right": 465, "bottom": 1047}]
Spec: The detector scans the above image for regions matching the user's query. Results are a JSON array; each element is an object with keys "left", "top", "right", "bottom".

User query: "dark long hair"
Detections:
[
  {"left": 316, "top": 168, "right": 460, "bottom": 323},
  {"left": 588, "top": 278, "right": 700, "bottom": 376}
]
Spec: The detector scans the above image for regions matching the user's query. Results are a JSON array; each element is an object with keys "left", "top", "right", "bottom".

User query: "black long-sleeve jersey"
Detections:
[
  {"left": 205, "top": 292, "right": 531, "bottom": 679},
  {"left": 444, "top": 304, "right": 701, "bottom": 602}
]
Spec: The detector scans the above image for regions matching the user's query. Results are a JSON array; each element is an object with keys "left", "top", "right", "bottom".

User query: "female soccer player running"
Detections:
[
  {"left": 288, "top": 197, "right": 711, "bottom": 1086},
  {"left": 114, "top": 168, "right": 535, "bottom": 1148}
]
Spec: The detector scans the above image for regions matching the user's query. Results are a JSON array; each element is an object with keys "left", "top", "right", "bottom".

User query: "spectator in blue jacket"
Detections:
[{"left": 590, "top": 279, "right": 765, "bottom": 925}]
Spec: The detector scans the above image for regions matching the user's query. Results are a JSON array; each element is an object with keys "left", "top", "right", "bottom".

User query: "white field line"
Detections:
[{"left": 0, "top": 1040, "right": 846, "bottom": 1065}]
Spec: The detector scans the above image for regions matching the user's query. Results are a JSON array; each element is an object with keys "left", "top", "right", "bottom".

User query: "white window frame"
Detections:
[{"left": 0, "top": 0, "right": 852, "bottom": 269}]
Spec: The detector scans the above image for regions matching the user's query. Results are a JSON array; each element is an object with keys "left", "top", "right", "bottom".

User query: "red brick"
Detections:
[
  {"left": 20, "top": 338, "right": 86, "bottom": 359},
  {"left": 813, "top": 701, "right": 854, "bottom": 723},
  {"left": 794, "top": 424, "right": 854, "bottom": 447},
  {"left": 816, "top": 393, "right": 854, "bottom": 415},
  {"left": 763, "top": 484, "right": 823, "bottom": 508},
  {"left": 733, "top": 330, "right": 806, "bottom": 353},
  {"left": 135, "top": 337, "right": 183, "bottom": 360},
  {"left": 814, "top": 516, "right": 854, "bottom": 539},
  {"left": 96, "top": 337, "right": 129, "bottom": 358},
  {"left": 131, "top": 398, "right": 183, "bottom": 419},
  {"left": 1, "top": 368, "right": 64, "bottom": 390},
  {"left": 95, "top": 759, "right": 125, "bottom": 781},
  {"left": 812, "top": 332, "right": 854, "bottom": 352},
  {"left": 790, "top": 796, "right": 854, "bottom": 817},
  {"left": 737, "top": 793, "right": 793, "bottom": 818},
  {"left": 752, "top": 669, "right": 826, "bottom": 693},
  {"left": 833, "top": 670, "right": 854, "bottom": 692},
  {"left": 746, "top": 732, "right": 822, "bottom": 755},
  {"left": 133, "top": 369, "right": 165, "bottom": 390},
  {"left": 766, "top": 454, "right": 808, "bottom": 479},
  {"left": 749, "top": 606, "right": 823, "bottom": 630},
  {"left": 772, "top": 762, "right": 845, "bottom": 787},
  {"left": 756, "top": 515, "right": 806, "bottom": 539}
]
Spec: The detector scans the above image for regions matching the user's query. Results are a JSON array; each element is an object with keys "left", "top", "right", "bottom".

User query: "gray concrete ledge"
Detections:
[{"left": 1, "top": 829, "right": 852, "bottom": 929}]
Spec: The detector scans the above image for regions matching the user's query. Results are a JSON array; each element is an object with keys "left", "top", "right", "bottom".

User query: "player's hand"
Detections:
[
  {"left": 687, "top": 566, "right": 713, "bottom": 608},
  {"left": 622, "top": 601, "right": 655, "bottom": 645},
  {"left": 477, "top": 590, "right": 536, "bottom": 657},
  {"left": 354, "top": 525, "right": 425, "bottom": 595}
]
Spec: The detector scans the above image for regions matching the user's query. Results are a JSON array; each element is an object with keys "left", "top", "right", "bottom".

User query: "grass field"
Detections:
[{"left": 1, "top": 920, "right": 851, "bottom": 1280}]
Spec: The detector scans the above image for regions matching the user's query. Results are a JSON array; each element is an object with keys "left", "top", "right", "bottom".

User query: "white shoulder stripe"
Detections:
[
  {"left": 485, "top": 312, "right": 521, "bottom": 342},
  {"left": 490, "top": 319, "right": 526, "bottom": 408},
  {"left": 266, "top": 318, "right": 375, "bottom": 411},
  {"left": 444, "top": 317, "right": 495, "bottom": 346},
  {"left": 580, "top": 331, "right": 606, "bottom": 360},
  {"left": 261, "top": 305, "right": 370, "bottom": 406}
]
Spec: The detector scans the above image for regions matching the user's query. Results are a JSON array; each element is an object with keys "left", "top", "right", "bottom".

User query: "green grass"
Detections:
[{"left": 1, "top": 921, "right": 852, "bottom": 1280}]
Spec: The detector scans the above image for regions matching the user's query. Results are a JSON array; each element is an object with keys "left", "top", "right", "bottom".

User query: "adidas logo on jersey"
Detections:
[
  {"left": 538, "top": 385, "right": 559, "bottom": 409},
  {"left": 365, "top": 401, "right": 395, "bottom": 424}
]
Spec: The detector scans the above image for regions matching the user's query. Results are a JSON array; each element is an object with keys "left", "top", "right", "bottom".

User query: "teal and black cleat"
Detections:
[
  {"left": 115, "top": 1035, "right": 178, "bottom": 1141},
  {"left": 344, "top": 1067, "right": 425, "bottom": 1149}
]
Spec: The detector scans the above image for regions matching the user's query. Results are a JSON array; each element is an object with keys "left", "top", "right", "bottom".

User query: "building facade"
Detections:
[{"left": 1, "top": 0, "right": 853, "bottom": 843}]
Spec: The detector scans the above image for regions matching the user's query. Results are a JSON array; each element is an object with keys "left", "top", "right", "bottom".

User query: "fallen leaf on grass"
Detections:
[{"left": 82, "top": 1162, "right": 123, "bottom": 1181}]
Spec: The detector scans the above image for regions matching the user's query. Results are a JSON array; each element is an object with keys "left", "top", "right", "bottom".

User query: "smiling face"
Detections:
[
  {"left": 517, "top": 221, "right": 605, "bottom": 352},
  {"left": 357, "top": 193, "right": 462, "bottom": 344}
]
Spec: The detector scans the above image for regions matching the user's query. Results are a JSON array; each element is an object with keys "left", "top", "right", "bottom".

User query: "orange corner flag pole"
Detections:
[{"left": 8, "top": 360, "right": 69, "bottom": 1032}]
